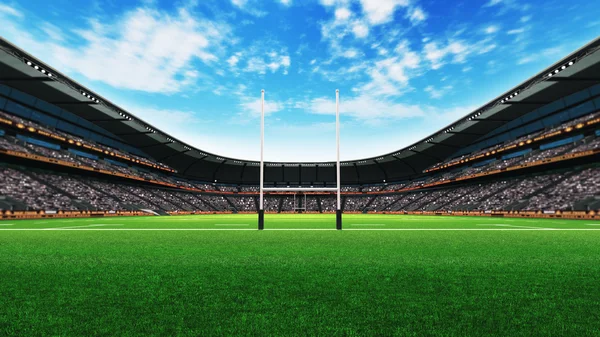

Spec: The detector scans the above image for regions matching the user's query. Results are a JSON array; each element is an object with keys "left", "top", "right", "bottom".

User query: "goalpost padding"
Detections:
[{"left": 258, "top": 90, "right": 342, "bottom": 230}]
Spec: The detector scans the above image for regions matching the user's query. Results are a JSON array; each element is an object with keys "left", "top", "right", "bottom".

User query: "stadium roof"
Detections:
[{"left": 1, "top": 36, "right": 600, "bottom": 185}]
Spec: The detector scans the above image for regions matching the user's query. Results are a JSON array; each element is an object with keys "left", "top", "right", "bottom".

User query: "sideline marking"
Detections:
[
  {"left": 0, "top": 224, "right": 14, "bottom": 226},
  {"left": 585, "top": 224, "right": 600, "bottom": 226},
  {"left": 0, "top": 228, "right": 599, "bottom": 231},
  {"left": 49, "top": 224, "right": 125, "bottom": 230},
  {"left": 215, "top": 224, "right": 249, "bottom": 226},
  {"left": 477, "top": 224, "right": 554, "bottom": 230},
  {"left": 351, "top": 224, "right": 386, "bottom": 226}
]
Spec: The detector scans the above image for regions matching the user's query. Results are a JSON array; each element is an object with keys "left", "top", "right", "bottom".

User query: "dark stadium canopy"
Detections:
[{"left": 1, "top": 37, "right": 600, "bottom": 185}]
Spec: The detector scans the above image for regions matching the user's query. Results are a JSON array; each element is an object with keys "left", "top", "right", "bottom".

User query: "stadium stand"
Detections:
[{"left": 1, "top": 36, "right": 599, "bottom": 219}]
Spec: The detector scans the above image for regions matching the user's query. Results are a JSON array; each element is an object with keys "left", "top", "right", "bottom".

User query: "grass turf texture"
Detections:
[{"left": 1, "top": 215, "right": 599, "bottom": 336}]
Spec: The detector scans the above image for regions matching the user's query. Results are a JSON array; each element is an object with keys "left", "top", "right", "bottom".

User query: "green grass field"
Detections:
[{"left": 1, "top": 214, "right": 600, "bottom": 336}]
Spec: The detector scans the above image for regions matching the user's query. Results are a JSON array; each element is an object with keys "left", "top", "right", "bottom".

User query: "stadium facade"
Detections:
[{"left": 0, "top": 36, "right": 599, "bottom": 217}]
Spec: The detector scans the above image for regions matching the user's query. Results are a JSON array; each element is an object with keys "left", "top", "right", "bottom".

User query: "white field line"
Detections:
[
  {"left": 49, "top": 224, "right": 125, "bottom": 230},
  {"left": 215, "top": 224, "right": 249, "bottom": 226},
  {"left": 1, "top": 228, "right": 600, "bottom": 231},
  {"left": 477, "top": 224, "right": 554, "bottom": 230},
  {"left": 350, "top": 224, "right": 386, "bottom": 226},
  {"left": 0, "top": 224, "right": 14, "bottom": 226},
  {"left": 585, "top": 224, "right": 600, "bottom": 226}
]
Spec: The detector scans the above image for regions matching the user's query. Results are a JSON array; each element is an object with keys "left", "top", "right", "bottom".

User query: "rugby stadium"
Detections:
[{"left": 1, "top": 13, "right": 600, "bottom": 337}]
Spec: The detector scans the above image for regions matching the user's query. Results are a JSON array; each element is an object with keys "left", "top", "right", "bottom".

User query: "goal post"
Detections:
[
  {"left": 335, "top": 89, "right": 342, "bottom": 230},
  {"left": 258, "top": 89, "right": 342, "bottom": 230},
  {"left": 258, "top": 89, "right": 265, "bottom": 230}
]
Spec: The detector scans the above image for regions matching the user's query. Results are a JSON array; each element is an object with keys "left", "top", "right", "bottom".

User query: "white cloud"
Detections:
[
  {"left": 342, "top": 49, "right": 359, "bottom": 58},
  {"left": 422, "top": 37, "right": 495, "bottom": 70},
  {"left": 507, "top": 27, "right": 526, "bottom": 34},
  {"left": 484, "top": 0, "right": 502, "bottom": 6},
  {"left": 279, "top": 0, "right": 292, "bottom": 6},
  {"left": 424, "top": 85, "right": 453, "bottom": 99},
  {"left": 239, "top": 97, "right": 285, "bottom": 117},
  {"left": 359, "top": 0, "right": 410, "bottom": 25},
  {"left": 424, "top": 40, "right": 469, "bottom": 69},
  {"left": 351, "top": 22, "right": 369, "bottom": 38},
  {"left": 230, "top": 0, "right": 267, "bottom": 17},
  {"left": 520, "top": 15, "right": 531, "bottom": 23},
  {"left": 357, "top": 40, "right": 421, "bottom": 97},
  {"left": 516, "top": 56, "right": 535, "bottom": 65},
  {"left": 1, "top": 8, "right": 230, "bottom": 94},
  {"left": 517, "top": 46, "right": 564, "bottom": 65},
  {"left": 319, "top": 0, "right": 350, "bottom": 7},
  {"left": 334, "top": 7, "right": 352, "bottom": 21},
  {"left": 484, "top": 0, "right": 530, "bottom": 12},
  {"left": 307, "top": 94, "right": 425, "bottom": 121},
  {"left": 244, "top": 51, "right": 291, "bottom": 74},
  {"left": 484, "top": 25, "right": 500, "bottom": 34},
  {"left": 0, "top": 4, "right": 22, "bottom": 18},
  {"left": 407, "top": 7, "right": 427, "bottom": 25},
  {"left": 40, "top": 22, "right": 65, "bottom": 42},
  {"left": 227, "top": 54, "right": 240, "bottom": 67}
]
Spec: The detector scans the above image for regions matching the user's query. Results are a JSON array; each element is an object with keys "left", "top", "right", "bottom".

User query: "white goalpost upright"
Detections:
[{"left": 258, "top": 89, "right": 342, "bottom": 230}]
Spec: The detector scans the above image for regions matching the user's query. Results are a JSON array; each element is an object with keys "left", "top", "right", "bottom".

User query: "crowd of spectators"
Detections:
[
  {"left": 361, "top": 186, "right": 383, "bottom": 192},
  {"left": 0, "top": 135, "right": 32, "bottom": 153},
  {"left": 0, "top": 167, "right": 74, "bottom": 210},
  {"left": 200, "top": 195, "right": 233, "bottom": 211},
  {"left": 478, "top": 174, "right": 564, "bottom": 211},
  {"left": 1, "top": 162, "right": 598, "bottom": 212},
  {"left": 383, "top": 183, "right": 406, "bottom": 191},
  {"left": 35, "top": 172, "right": 121, "bottom": 211},
  {"left": 344, "top": 197, "right": 373, "bottom": 212},
  {"left": 263, "top": 197, "right": 280, "bottom": 212},
  {"left": 305, "top": 197, "right": 318, "bottom": 212},
  {"left": 568, "top": 135, "right": 600, "bottom": 153},
  {"left": 229, "top": 196, "right": 255, "bottom": 211},
  {"left": 239, "top": 186, "right": 259, "bottom": 192},
  {"left": 368, "top": 195, "right": 397, "bottom": 211},
  {"left": 320, "top": 197, "right": 337, "bottom": 212},
  {"left": 87, "top": 181, "right": 156, "bottom": 210},
  {"left": 218, "top": 186, "right": 239, "bottom": 192},
  {"left": 341, "top": 186, "right": 361, "bottom": 192},
  {"left": 386, "top": 192, "right": 426, "bottom": 211},
  {"left": 525, "top": 167, "right": 600, "bottom": 211},
  {"left": 172, "top": 191, "right": 213, "bottom": 211}
]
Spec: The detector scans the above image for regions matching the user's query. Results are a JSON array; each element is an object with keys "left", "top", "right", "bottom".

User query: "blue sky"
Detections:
[{"left": 0, "top": 0, "right": 599, "bottom": 161}]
